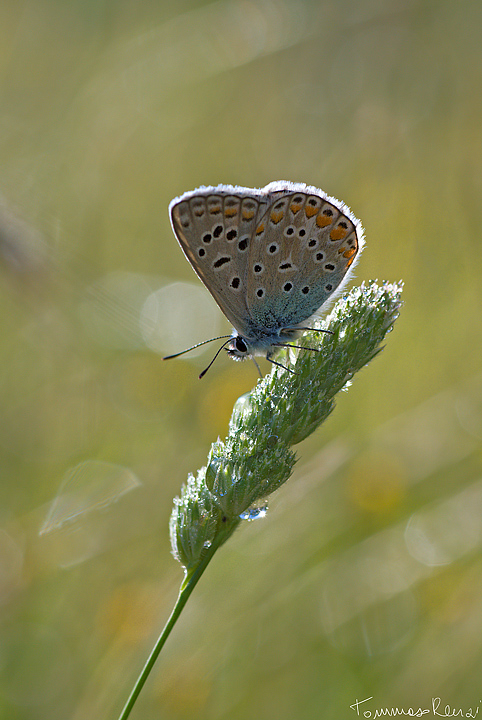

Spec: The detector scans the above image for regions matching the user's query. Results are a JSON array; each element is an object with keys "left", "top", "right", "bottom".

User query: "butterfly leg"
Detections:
[
  {"left": 266, "top": 352, "right": 297, "bottom": 374},
  {"left": 251, "top": 357, "right": 263, "bottom": 378}
]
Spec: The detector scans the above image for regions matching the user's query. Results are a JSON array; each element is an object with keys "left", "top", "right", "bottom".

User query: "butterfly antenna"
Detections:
[
  {"left": 199, "top": 338, "right": 234, "bottom": 379},
  {"left": 163, "top": 335, "right": 233, "bottom": 361}
]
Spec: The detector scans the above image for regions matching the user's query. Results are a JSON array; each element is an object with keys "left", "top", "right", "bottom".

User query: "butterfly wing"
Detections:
[
  {"left": 245, "top": 182, "right": 364, "bottom": 330},
  {"left": 169, "top": 185, "right": 271, "bottom": 336}
]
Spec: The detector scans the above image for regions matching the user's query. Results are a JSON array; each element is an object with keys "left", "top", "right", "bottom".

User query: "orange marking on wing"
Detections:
[
  {"left": 330, "top": 226, "right": 348, "bottom": 241},
  {"left": 345, "top": 252, "right": 358, "bottom": 268},
  {"left": 255, "top": 222, "right": 265, "bottom": 235},
  {"left": 290, "top": 202, "right": 303, "bottom": 214},
  {"left": 242, "top": 209, "right": 255, "bottom": 220},
  {"left": 316, "top": 213, "right": 332, "bottom": 227},
  {"left": 343, "top": 247, "right": 356, "bottom": 259},
  {"left": 270, "top": 210, "right": 284, "bottom": 224},
  {"left": 209, "top": 205, "right": 222, "bottom": 214},
  {"left": 225, "top": 207, "right": 238, "bottom": 218},
  {"left": 305, "top": 205, "right": 318, "bottom": 218}
]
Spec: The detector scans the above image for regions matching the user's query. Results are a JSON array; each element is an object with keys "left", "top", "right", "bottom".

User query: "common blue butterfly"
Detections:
[{"left": 165, "top": 181, "right": 364, "bottom": 376}]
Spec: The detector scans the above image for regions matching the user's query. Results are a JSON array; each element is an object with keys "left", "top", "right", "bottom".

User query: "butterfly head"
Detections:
[
  {"left": 225, "top": 334, "right": 250, "bottom": 360},
  {"left": 225, "top": 326, "right": 303, "bottom": 361}
]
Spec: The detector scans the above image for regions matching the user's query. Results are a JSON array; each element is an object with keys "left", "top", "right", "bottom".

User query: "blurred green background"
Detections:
[{"left": 1, "top": 0, "right": 482, "bottom": 718}]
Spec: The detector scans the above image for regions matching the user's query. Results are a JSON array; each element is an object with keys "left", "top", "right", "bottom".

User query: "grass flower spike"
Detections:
[
  {"left": 170, "top": 280, "right": 403, "bottom": 574},
  {"left": 119, "top": 280, "right": 403, "bottom": 720}
]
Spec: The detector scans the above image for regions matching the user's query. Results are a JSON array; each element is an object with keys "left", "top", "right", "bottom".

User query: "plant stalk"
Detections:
[{"left": 117, "top": 535, "right": 224, "bottom": 720}]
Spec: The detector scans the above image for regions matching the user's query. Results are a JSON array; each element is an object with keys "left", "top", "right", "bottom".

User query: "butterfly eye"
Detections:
[{"left": 235, "top": 337, "right": 248, "bottom": 352}]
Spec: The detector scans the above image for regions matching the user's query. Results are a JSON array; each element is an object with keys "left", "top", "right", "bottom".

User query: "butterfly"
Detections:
[{"left": 164, "top": 181, "right": 364, "bottom": 377}]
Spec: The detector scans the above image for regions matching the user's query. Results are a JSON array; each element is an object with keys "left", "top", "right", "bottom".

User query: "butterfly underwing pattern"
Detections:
[{"left": 166, "top": 181, "right": 364, "bottom": 375}]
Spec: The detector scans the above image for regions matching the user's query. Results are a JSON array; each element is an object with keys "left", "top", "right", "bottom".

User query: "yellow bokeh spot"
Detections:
[
  {"left": 198, "top": 363, "right": 256, "bottom": 437},
  {"left": 97, "top": 582, "right": 162, "bottom": 644},
  {"left": 345, "top": 451, "right": 407, "bottom": 514},
  {"left": 421, "top": 568, "right": 475, "bottom": 623}
]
